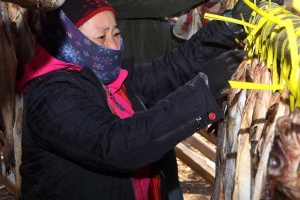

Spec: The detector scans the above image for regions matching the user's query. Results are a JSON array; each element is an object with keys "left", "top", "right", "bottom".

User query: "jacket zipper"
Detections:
[
  {"left": 155, "top": 116, "right": 202, "bottom": 142},
  {"left": 134, "top": 94, "right": 147, "bottom": 110}
]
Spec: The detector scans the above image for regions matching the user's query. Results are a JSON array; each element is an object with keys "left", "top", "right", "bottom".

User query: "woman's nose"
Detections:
[{"left": 105, "top": 38, "right": 119, "bottom": 50}]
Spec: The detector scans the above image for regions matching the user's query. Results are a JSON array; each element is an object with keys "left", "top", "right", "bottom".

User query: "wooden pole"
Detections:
[
  {"left": 1, "top": 0, "right": 65, "bottom": 11},
  {"left": 185, "top": 134, "right": 216, "bottom": 162},
  {"left": 197, "top": 129, "right": 217, "bottom": 145},
  {"left": 175, "top": 142, "right": 215, "bottom": 185}
]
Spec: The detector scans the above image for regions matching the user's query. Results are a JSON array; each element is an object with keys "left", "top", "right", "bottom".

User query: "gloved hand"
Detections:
[
  {"left": 232, "top": 0, "right": 284, "bottom": 22},
  {"left": 200, "top": 50, "right": 247, "bottom": 99},
  {"left": 172, "top": 12, "right": 193, "bottom": 40}
]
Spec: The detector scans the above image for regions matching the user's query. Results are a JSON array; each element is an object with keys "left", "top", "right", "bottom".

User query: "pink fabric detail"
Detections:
[
  {"left": 134, "top": 179, "right": 150, "bottom": 200},
  {"left": 16, "top": 43, "right": 81, "bottom": 92},
  {"left": 106, "top": 73, "right": 154, "bottom": 200},
  {"left": 105, "top": 70, "right": 134, "bottom": 119},
  {"left": 131, "top": 166, "right": 152, "bottom": 200}
]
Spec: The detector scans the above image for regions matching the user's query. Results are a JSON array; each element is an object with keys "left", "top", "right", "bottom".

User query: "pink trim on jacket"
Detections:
[
  {"left": 105, "top": 73, "right": 152, "bottom": 200},
  {"left": 15, "top": 43, "right": 81, "bottom": 92},
  {"left": 105, "top": 70, "right": 134, "bottom": 119}
]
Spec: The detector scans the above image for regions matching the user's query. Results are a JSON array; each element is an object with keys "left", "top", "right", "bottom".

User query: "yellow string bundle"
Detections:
[{"left": 205, "top": 0, "right": 300, "bottom": 110}]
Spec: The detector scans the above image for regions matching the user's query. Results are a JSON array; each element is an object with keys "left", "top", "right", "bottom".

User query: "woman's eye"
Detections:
[
  {"left": 98, "top": 36, "right": 105, "bottom": 39},
  {"left": 114, "top": 32, "right": 120, "bottom": 37}
]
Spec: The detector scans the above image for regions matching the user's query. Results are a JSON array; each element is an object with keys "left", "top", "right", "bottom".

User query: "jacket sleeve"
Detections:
[
  {"left": 25, "top": 69, "right": 222, "bottom": 174},
  {"left": 109, "top": 0, "right": 202, "bottom": 19},
  {"left": 125, "top": 20, "right": 242, "bottom": 107}
]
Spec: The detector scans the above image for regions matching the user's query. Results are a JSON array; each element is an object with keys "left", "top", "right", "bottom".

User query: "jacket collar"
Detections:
[
  {"left": 16, "top": 43, "right": 81, "bottom": 92},
  {"left": 16, "top": 43, "right": 130, "bottom": 93}
]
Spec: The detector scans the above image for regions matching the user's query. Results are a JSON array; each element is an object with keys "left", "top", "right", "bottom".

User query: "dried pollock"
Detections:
[{"left": 268, "top": 107, "right": 300, "bottom": 199}]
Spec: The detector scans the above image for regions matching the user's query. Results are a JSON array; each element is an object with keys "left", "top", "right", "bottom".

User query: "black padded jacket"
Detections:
[{"left": 19, "top": 20, "right": 240, "bottom": 199}]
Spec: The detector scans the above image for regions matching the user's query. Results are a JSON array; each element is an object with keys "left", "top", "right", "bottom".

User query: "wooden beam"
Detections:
[
  {"left": 0, "top": 163, "right": 16, "bottom": 198},
  {"left": 197, "top": 129, "right": 217, "bottom": 145},
  {"left": 185, "top": 134, "right": 216, "bottom": 162},
  {"left": 175, "top": 142, "right": 215, "bottom": 185}
]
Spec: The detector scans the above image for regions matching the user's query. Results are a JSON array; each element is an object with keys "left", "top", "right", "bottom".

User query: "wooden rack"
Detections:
[{"left": 175, "top": 128, "right": 217, "bottom": 185}]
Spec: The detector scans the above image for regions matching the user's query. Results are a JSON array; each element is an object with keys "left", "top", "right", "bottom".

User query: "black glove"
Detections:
[
  {"left": 232, "top": 0, "right": 284, "bottom": 22},
  {"left": 200, "top": 50, "right": 247, "bottom": 99}
]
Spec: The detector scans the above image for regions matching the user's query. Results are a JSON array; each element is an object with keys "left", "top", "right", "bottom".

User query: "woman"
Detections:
[{"left": 16, "top": 0, "right": 246, "bottom": 199}]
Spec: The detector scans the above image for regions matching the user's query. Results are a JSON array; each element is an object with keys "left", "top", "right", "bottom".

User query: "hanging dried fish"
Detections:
[
  {"left": 1, "top": 0, "right": 65, "bottom": 11},
  {"left": 5, "top": 3, "right": 36, "bottom": 78},
  {"left": 211, "top": 58, "right": 248, "bottom": 200},
  {"left": 211, "top": 101, "right": 227, "bottom": 200},
  {"left": 13, "top": 93, "right": 23, "bottom": 198},
  {"left": 0, "top": 1, "right": 18, "bottom": 174},
  {"left": 232, "top": 58, "right": 263, "bottom": 200},
  {"left": 0, "top": 2, "right": 36, "bottom": 198},
  {"left": 252, "top": 87, "right": 290, "bottom": 200},
  {"left": 249, "top": 61, "right": 272, "bottom": 142},
  {"left": 208, "top": 1, "right": 300, "bottom": 199},
  {"left": 223, "top": 59, "right": 248, "bottom": 200},
  {"left": 268, "top": 107, "right": 300, "bottom": 200},
  {"left": 249, "top": 62, "right": 273, "bottom": 195}
]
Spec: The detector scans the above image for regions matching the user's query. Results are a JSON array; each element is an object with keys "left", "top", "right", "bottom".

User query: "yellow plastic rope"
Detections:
[
  {"left": 293, "top": 0, "right": 300, "bottom": 12},
  {"left": 204, "top": 0, "right": 300, "bottom": 110},
  {"left": 204, "top": 13, "right": 256, "bottom": 28},
  {"left": 228, "top": 81, "right": 285, "bottom": 90}
]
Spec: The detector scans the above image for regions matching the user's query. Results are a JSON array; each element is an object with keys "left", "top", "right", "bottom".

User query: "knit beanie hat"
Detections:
[{"left": 61, "top": 0, "right": 116, "bottom": 27}]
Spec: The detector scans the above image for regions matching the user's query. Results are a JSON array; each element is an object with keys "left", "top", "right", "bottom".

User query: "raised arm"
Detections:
[{"left": 125, "top": 20, "right": 243, "bottom": 106}]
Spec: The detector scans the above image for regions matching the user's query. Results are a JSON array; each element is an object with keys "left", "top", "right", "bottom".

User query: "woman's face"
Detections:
[{"left": 78, "top": 11, "right": 120, "bottom": 50}]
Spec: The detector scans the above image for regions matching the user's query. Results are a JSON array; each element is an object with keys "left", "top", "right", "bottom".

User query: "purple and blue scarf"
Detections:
[{"left": 39, "top": 9, "right": 123, "bottom": 84}]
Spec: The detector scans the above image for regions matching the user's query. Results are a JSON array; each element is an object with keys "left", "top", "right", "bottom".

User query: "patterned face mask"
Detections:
[{"left": 39, "top": 9, "right": 124, "bottom": 85}]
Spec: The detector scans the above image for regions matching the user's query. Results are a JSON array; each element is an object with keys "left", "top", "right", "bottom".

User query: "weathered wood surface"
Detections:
[
  {"left": 185, "top": 134, "right": 216, "bottom": 162},
  {"left": 0, "top": 162, "right": 16, "bottom": 198},
  {"left": 0, "top": 1, "right": 18, "bottom": 176},
  {"left": 0, "top": 2, "right": 37, "bottom": 198},
  {"left": 197, "top": 128, "right": 217, "bottom": 145},
  {"left": 175, "top": 142, "right": 215, "bottom": 185}
]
